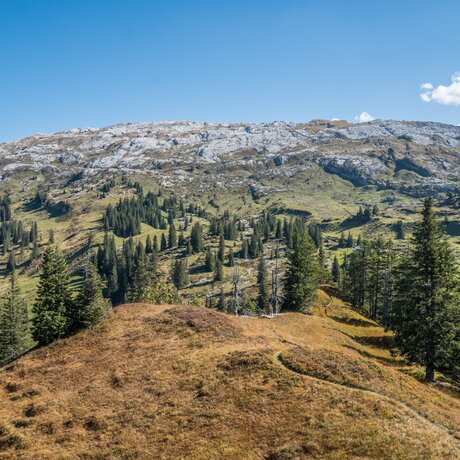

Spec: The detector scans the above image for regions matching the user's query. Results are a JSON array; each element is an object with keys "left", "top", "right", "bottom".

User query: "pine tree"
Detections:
[
  {"left": 7, "top": 249, "right": 16, "bottom": 273},
  {"left": 77, "top": 262, "right": 109, "bottom": 327},
  {"left": 205, "top": 248, "right": 215, "bottom": 272},
  {"left": 168, "top": 223, "right": 177, "bottom": 248},
  {"left": 395, "top": 220, "right": 406, "bottom": 240},
  {"left": 346, "top": 232, "right": 354, "bottom": 248},
  {"left": 283, "top": 228, "right": 319, "bottom": 311},
  {"left": 218, "top": 234, "right": 225, "bottom": 262},
  {"left": 145, "top": 234, "right": 153, "bottom": 254},
  {"left": 31, "top": 238, "right": 40, "bottom": 260},
  {"left": 331, "top": 255, "right": 341, "bottom": 285},
  {"left": 160, "top": 233, "right": 167, "bottom": 251},
  {"left": 172, "top": 259, "right": 189, "bottom": 289},
  {"left": 228, "top": 249, "right": 235, "bottom": 267},
  {"left": 392, "top": 198, "right": 459, "bottom": 382},
  {"left": 218, "top": 289, "right": 226, "bottom": 312},
  {"left": 215, "top": 258, "right": 224, "bottom": 282},
  {"left": 257, "top": 253, "right": 269, "bottom": 312},
  {"left": 32, "top": 245, "right": 73, "bottom": 345},
  {"left": 0, "top": 271, "right": 30, "bottom": 364},
  {"left": 190, "top": 222, "right": 203, "bottom": 253}
]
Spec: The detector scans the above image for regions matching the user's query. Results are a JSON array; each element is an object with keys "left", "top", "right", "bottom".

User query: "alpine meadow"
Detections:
[{"left": 1, "top": 1, "right": 460, "bottom": 459}]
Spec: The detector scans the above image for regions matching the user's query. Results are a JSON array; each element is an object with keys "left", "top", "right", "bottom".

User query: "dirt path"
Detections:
[{"left": 272, "top": 349, "right": 460, "bottom": 443}]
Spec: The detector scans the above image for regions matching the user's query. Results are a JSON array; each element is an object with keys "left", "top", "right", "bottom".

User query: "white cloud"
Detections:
[
  {"left": 354, "top": 112, "right": 376, "bottom": 123},
  {"left": 420, "top": 72, "right": 460, "bottom": 105}
]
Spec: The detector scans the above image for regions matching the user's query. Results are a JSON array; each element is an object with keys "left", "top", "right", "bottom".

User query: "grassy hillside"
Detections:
[{"left": 0, "top": 293, "right": 459, "bottom": 459}]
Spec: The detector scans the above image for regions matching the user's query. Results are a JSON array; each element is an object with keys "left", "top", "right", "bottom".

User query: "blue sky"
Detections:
[{"left": 1, "top": 0, "right": 459, "bottom": 141}]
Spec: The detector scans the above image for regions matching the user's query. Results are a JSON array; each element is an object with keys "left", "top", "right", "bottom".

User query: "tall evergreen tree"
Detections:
[
  {"left": 77, "top": 262, "right": 109, "bottom": 327},
  {"left": 283, "top": 228, "right": 319, "bottom": 311},
  {"left": 32, "top": 245, "right": 73, "bottom": 345},
  {"left": 214, "top": 258, "right": 224, "bottom": 282},
  {"left": 392, "top": 199, "right": 459, "bottom": 382},
  {"left": 205, "top": 248, "right": 215, "bottom": 272},
  {"left": 190, "top": 222, "right": 203, "bottom": 253},
  {"left": 0, "top": 271, "right": 30, "bottom": 364},
  {"left": 168, "top": 222, "right": 177, "bottom": 248},
  {"left": 218, "top": 234, "right": 225, "bottom": 262},
  {"left": 7, "top": 249, "right": 16, "bottom": 273},
  {"left": 257, "top": 253, "right": 269, "bottom": 312},
  {"left": 171, "top": 259, "right": 189, "bottom": 289},
  {"left": 331, "top": 255, "right": 341, "bottom": 285}
]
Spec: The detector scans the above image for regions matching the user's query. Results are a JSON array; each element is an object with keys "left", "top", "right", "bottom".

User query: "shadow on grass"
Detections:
[
  {"left": 342, "top": 344, "right": 404, "bottom": 367},
  {"left": 329, "top": 314, "right": 377, "bottom": 328}
]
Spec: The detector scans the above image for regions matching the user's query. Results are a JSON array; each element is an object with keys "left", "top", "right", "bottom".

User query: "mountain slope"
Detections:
[
  {"left": 1, "top": 120, "right": 459, "bottom": 201},
  {"left": 1, "top": 295, "right": 459, "bottom": 459}
]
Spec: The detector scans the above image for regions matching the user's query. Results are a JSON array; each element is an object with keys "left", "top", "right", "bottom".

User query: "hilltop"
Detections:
[{"left": 0, "top": 294, "right": 459, "bottom": 459}]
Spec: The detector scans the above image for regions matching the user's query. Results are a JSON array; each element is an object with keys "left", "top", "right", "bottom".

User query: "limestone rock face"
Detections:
[{"left": 0, "top": 119, "right": 459, "bottom": 194}]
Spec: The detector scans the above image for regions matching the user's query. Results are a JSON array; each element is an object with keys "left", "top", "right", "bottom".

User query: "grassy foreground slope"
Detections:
[{"left": 0, "top": 294, "right": 459, "bottom": 459}]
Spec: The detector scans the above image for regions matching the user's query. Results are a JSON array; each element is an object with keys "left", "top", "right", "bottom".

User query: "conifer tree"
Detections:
[
  {"left": 218, "top": 289, "right": 226, "bottom": 312},
  {"left": 160, "top": 233, "right": 167, "bottom": 251},
  {"left": 331, "top": 255, "right": 341, "bottom": 285},
  {"left": 228, "top": 249, "right": 235, "bottom": 267},
  {"left": 257, "top": 253, "right": 269, "bottom": 312},
  {"left": 283, "top": 228, "right": 319, "bottom": 311},
  {"left": 32, "top": 245, "right": 73, "bottom": 345},
  {"left": 218, "top": 234, "right": 225, "bottom": 262},
  {"left": 215, "top": 258, "right": 224, "bottom": 282},
  {"left": 168, "top": 223, "right": 177, "bottom": 248},
  {"left": 145, "top": 234, "right": 153, "bottom": 254},
  {"left": 241, "top": 239, "right": 249, "bottom": 259},
  {"left": 395, "top": 220, "right": 406, "bottom": 240},
  {"left": 7, "top": 249, "right": 16, "bottom": 273},
  {"left": 77, "top": 262, "right": 109, "bottom": 327},
  {"left": 0, "top": 271, "right": 30, "bottom": 364},
  {"left": 392, "top": 198, "right": 459, "bottom": 382},
  {"left": 205, "top": 248, "right": 215, "bottom": 272},
  {"left": 346, "top": 232, "right": 354, "bottom": 248},
  {"left": 172, "top": 259, "right": 189, "bottom": 289},
  {"left": 190, "top": 222, "right": 203, "bottom": 253}
]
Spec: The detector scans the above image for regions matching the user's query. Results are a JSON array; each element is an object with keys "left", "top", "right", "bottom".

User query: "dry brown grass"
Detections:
[{"left": 0, "top": 295, "right": 459, "bottom": 459}]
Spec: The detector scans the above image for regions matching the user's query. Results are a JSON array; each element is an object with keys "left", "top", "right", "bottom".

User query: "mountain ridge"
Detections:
[{"left": 1, "top": 119, "right": 459, "bottom": 208}]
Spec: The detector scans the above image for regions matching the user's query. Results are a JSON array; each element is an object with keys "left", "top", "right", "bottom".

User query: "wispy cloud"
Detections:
[
  {"left": 420, "top": 73, "right": 460, "bottom": 105},
  {"left": 354, "top": 112, "right": 376, "bottom": 123}
]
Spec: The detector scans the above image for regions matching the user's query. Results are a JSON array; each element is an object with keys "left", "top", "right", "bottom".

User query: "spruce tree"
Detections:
[
  {"left": 31, "top": 234, "right": 40, "bottom": 259},
  {"left": 77, "top": 262, "right": 109, "bottom": 327},
  {"left": 32, "top": 245, "right": 73, "bottom": 345},
  {"left": 283, "top": 228, "right": 319, "bottom": 311},
  {"left": 7, "top": 249, "right": 16, "bottom": 273},
  {"left": 228, "top": 249, "right": 235, "bottom": 267},
  {"left": 215, "top": 258, "right": 224, "bottom": 282},
  {"left": 257, "top": 253, "right": 269, "bottom": 312},
  {"left": 331, "top": 255, "right": 341, "bottom": 285},
  {"left": 205, "top": 248, "right": 215, "bottom": 272},
  {"left": 168, "top": 223, "right": 177, "bottom": 248},
  {"left": 190, "top": 222, "right": 203, "bottom": 253},
  {"left": 218, "top": 234, "right": 225, "bottom": 262},
  {"left": 160, "top": 233, "right": 167, "bottom": 251},
  {"left": 0, "top": 271, "right": 30, "bottom": 364},
  {"left": 218, "top": 289, "right": 226, "bottom": 312},
  {"left": 392, "top": 199, "right": 459, "bottom": 382},
  {"left": 172, "top": 259, "right": 189, "bottom": 289}
]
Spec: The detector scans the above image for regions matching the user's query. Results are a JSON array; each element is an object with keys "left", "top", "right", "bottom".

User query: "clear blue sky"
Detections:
[{"left": 1, "top": 0, "right": 459, "bottom": 141}]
